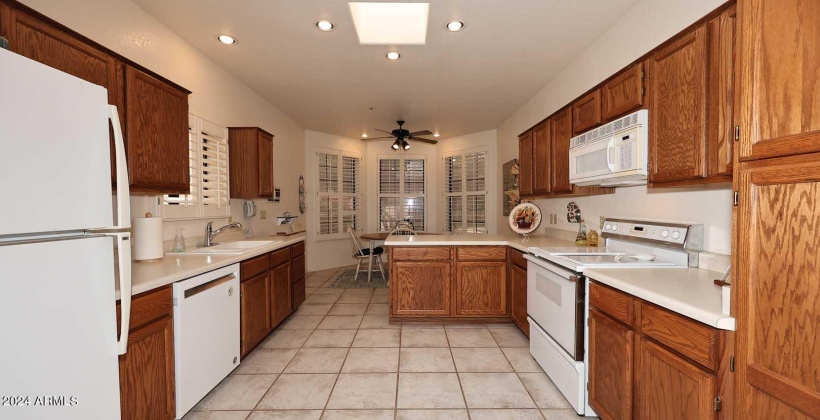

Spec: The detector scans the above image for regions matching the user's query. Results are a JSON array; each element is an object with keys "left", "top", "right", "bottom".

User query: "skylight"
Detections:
[{"left": 349, "top": 2, "right": 429, "bottom": 45}]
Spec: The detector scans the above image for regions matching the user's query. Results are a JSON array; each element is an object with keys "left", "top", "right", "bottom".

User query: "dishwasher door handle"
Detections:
[{"left": 184, "top": 274, "right": 237, "bottom": 299}]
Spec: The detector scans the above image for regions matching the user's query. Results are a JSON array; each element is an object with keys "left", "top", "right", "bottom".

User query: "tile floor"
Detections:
[{"left": 186, "top": 267, "right": 593, "bottom": 420}]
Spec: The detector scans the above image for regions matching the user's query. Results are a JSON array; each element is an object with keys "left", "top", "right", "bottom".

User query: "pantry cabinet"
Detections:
[
  {"left": 602, "top": 63, "right": 644, "bottom": 121},
  {"left": 735, "top": 0, "right": 820, "bottom": 161},
  {"left": 228, "top": 127, "right": 275, "bottom": 199},
  {"left": 507, "top": 248, "right": 529, "bottom": 337},
  {"left": 572, "top": 89, "right": 602, "bottom": 135},
  {"left": 117, "top": 286, "right": 175, "bottom": 420}
]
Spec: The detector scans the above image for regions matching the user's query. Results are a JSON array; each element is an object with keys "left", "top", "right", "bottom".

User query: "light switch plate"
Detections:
[{"left": 260, "top": 210, "right": 267, "bottom": 220}]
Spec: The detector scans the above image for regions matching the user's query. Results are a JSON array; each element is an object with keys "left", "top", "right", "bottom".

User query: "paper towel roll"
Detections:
[{"left": 134, "top": 217, "right": 163, "bottom": 261}]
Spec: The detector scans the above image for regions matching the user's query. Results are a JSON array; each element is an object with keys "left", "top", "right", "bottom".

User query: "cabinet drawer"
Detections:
[
  {"left": 291, "top": 254, "right": 306, "bottom": 284},
  {"left": 640, "top": 303, "right": 719, "bottom": 371},
  {"left": 589, "top": 282, "right": 634, "bottom": 326},
  {"left": 269, "top": 247, "right": 290, "bottom": 268},
  {"left": 119, "top": 286, "right": 172, "bottom": 332},
  {"left": 508, "top": 248, "right": 527, "bottom": 269},
  {"left": 391, "top": 247, "right": 450, "bottom": 261},
  {"left": 241, "top": 254, "right": 269, "bottom": 280},
  {"left": 457, "top": 246, "right": 506, "bottom": 261},
  {"left": 291, "top": 241, "right": 305, "bottom": 257}
]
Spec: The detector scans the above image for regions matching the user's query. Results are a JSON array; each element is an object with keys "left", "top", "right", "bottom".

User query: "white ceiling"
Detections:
[{"left": 134, "top": 0, "right": 641, "bottom": 139}]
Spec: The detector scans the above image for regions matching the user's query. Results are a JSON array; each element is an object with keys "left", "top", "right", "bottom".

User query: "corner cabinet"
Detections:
[
  {"left": 117, "top": 287, "right": 176, "bottom": 420},
  {"left": 228, "top": 127, "right": 275, "bottom": 199}
]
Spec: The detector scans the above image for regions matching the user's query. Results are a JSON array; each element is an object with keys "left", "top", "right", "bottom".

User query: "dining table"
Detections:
[{"left": 358, "top": 231, "right": 440, "bottom": 283}]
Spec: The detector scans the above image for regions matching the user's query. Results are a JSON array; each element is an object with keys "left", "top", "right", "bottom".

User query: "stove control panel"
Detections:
[{"left": 600, "top": 218, "right": 698, "bottom": 248}]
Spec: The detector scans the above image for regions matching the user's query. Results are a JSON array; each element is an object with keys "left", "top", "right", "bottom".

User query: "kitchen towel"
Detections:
[{"left": 133, "top": 216, "right": 163, "bottom": 261}]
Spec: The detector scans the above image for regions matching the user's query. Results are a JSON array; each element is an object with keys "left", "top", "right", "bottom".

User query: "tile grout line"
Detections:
[{"left": 491, "top": 328, "right": 544, "bottom": 418}]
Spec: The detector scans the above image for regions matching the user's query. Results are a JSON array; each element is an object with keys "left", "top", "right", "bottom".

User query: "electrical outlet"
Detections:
[
  {"left": 260, "top": 210, "right": 267, "bottom": 220},
  {"left": 600, "top": 216, "right": 605, "bottom": 229}
]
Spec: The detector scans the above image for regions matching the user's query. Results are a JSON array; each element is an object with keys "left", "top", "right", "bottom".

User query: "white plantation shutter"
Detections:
[
  {"left": 444, "top": 150, "right": 487, "bottom": 233},
  {"left": 162, "top": 115, "right": 230, "bottom": 219},
  {"left": 316, "top": 149, "right": 361, "bottom": 239},
  {"left": 378, "top": 156, "right": 427, "bottom": 231}
]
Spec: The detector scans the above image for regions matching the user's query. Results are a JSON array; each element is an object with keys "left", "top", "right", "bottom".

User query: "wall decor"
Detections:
[
  {"left": 298, "top": 175, "right": 306, "bottom": 214},
  {"left": 502, "top": 159, "right": 520, "bottom": 216},
  {"left": 509, "top": 202, "right": 542, "bottom": 236},
  {"left": 566, "top": 201, "right": 582, "bottom": 223}
]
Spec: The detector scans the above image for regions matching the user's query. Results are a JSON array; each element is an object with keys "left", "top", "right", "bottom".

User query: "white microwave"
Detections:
[{"left": 569, "top": 109, "right": 648, "bottom": 187}]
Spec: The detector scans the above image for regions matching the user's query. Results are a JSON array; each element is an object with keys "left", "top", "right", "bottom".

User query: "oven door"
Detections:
[{"left": 525, "top": 255, "right": 584, "bottom": 361}]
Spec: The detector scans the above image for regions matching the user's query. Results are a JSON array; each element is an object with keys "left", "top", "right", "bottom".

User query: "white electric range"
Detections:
[{"left": 524, "top": 218, "right": 704, "bottom": 416}]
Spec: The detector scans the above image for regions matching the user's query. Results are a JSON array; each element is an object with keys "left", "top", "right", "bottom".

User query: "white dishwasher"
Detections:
[{"left": 173, "top": 263, "right": 240, "bottom": 419}]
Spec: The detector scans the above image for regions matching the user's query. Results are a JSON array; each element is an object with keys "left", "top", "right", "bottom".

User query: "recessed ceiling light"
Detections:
[
  {"left": 433, "top": 133, "right": 440, "bottom": 137},
  {"left": 446, "top": 21, "right": 464, "bottom": 31},
  {"left": 386, "top": 51, "right": 401, "bottom": 60},
  {"left": 216, "top": 34, "right": 237, "bottom": 45},
  {"left": 361, "top": 133, "right": 368, "bottom": 138},
  {"left": 316, "top": 20, "right": 335, "bottom": 31},
  {"left": 349, "top": 2, "right": 429, "bottom": 45}
]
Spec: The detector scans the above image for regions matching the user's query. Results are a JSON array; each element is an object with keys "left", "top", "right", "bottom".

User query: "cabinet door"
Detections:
[
  {"left": 706, "top": 5, "right": 736, "bottom": 178},
  {"left": 392, "top": 262, "right": 451, "bottom": 316},
  {"left": 649, "top": 26, "right": 708, "bottom": 183},
  {"left": 734, "top": 156, "right": 820, "bottom": 419},
  {"left": 736, "top": 0, "right": 820, "bottom": 161},
  {"left": 637, "top": 338, "right": 717, "bottom": 420},
  {"left": 602, "top": 63, "right": 644, "bottom": 120},
  {"left": 518, "top": 131, "right": 533, "bottom": 196},
  {"left": 270, "top": 262, "right": 291, "bottom": 328},
  {"left": 292, "top": 278, "right": 306, "bottom": 310},
  {"left": 257, "top": 131, "right": 274, "bottom": 197},
  {"left": 118, "top": 315, "right": 175, "bottom": 420},
  {"left": 572, "top": 89, "right": 602, "bottom": 134},
  {"left": 550, "top": 106, "right": 573, "bottom": 193},
  {"left": 588, "top": 309, "right": 633, "bottom": 420},
  {"left": 532, "top": 121, "right": 551, "bottom": 194},
  {"left": 455, "top": 261, "right": 506, "bottom": 316},
  {"left": 125, "top": 66, "right": 189, "bottom": 193},
  {"left": 510, "top": 264, "right": 528, "bottom": 336},
  {"left": 241, "top": 272, "right": 270, "bottom": 356},
  {"left": 1, "top": 7, "right": 125, "bottom": 186}
]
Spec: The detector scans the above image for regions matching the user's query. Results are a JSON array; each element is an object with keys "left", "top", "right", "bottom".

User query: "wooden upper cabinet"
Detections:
[
  {"left": 550, "top": 107, "right": 573, "bottom": 193},
  {"left": 736, "top": 0, "right": 820, "bottom": 161},
  {"left": 532, "top": 121, "right": 551, "bottom": 194},
  {"left": 572, "top": 89, "right": 602, "bottom": 135},
  {"left": 518, "top": 130, "right": 533, "bottom": 196},
  {"left": 706, "top": 5, "right": 736, "bottom": 178},
  {"left": 125, "top": 66, "right": 190, "bottom": 193},
  {"left": 649, "top": 25, "right": 708, "bottom": 183},
  {"left": 229, "top": 127, "right": 275, "bottom": 199},
  {"left": 637, "top": 338, "right": 717, "bottom": 420},
  {"left": 455, "top": 261, "right": 507, "bottom": 316},
  {"left": 602, "top": 63, "right": 644, "bottom": 120},
  {"left": 734, "top": 155, "right": 820, "bottom": 419},
  {"left": 588, "top": 308, "right": 633, "bottom": 420}
]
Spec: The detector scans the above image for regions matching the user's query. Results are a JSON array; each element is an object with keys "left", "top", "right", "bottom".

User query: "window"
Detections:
[
  {"left": 378, "top": 156, "right": 426, "bottom": 231},
  {"left": 162, "top": 114, "right": 230, "bottom": 220},
  {"left": 316, "top": 148, "right": 361, "bottom": 239},
  {"left": 444, "top": 150, "right": 487, "bottom": 233}
]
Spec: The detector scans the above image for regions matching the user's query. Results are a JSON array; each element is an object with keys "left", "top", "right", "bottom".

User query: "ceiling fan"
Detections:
[{"left": 362, "top": 120, "right": 438, "bottom": 150}]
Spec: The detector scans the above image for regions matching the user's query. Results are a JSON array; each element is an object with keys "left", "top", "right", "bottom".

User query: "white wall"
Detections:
[
  {"left": 496, "top": 0, "right": 731, "bottom": 253},
  {"left": 19, "top": 0, "right": 306, "bottom": 248},
  {"left": 304, "top": 131, "right": 368, "bottom": 272}
]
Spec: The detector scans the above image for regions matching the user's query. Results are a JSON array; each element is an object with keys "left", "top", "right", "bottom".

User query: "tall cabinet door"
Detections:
[
  {"left": 588, "top": 309, "right": 633, "bottom": 420},
  {"left": 550, "top": 107, "right": 573, "bottom": 193},
  {"left": 736, "top": 0, "right": 820, "bottom": 161},
  {"left": 257, "top": 131, "right": 274, "bottom": 197},
  {"left": 649, "top": 26, "right": 708, "bottom": 183},
  {"left": 706, "top": 5, "right": 736, "bottom": 178},
  {"left": 734, "top": 156, "right": 820, "bottom": 419},
  {"left": 270, "top": 262, "right": 291, "bottom": 328},
  {"left": 532, "top": 121, "right": 551, "bottom": 194},
  {"left": 518, "top": 131, "right": 533, "bottom": 196},
  {"left": 240, "top": 272, "right": 271, "bottom": 356}
]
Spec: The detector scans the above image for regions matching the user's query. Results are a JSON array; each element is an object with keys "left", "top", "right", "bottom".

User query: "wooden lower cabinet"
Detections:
[
  {"left": 588, "top": 308, "right": 633, "bottom": 420},
  {"left": 240, "top": 271, "right": 270, "bottom": 356},
  {"left": 392, "top": 261, "right": 452, "bottom": 316},
  {"left": 637, "top": 338, "right": 717, "bottom": 420},
  {"left": 509, "top": 263, "right": 528, "bottom": 337},
  {"left": 270, "top": 261, "right": 291, "bottom": 328},
  {"left": 455, "top": 261, "right": 506, "bottom": 316},
  {"left": 117, "top": 287, "right": 175, "bottom": 420}
]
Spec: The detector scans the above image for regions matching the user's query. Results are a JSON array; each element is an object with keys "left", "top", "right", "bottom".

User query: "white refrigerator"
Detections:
[{"left": 0, "top": 48, "right": 132, "bottom": 419}]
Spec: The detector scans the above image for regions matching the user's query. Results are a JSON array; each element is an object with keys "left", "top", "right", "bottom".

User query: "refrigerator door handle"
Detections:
[
  {"left": 110, "top": 105, "right": 131, "bottom": 230},
  {"left": 115, "top": 232, "right": 132, "bottom": 355}
]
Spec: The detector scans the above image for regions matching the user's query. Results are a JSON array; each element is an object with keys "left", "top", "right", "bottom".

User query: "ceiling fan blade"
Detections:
[
  {"left": 408, "top": 130, "right": 433, "bottom": 136},
  {"left": 411, "top": 137, "right": 438, "bottom": 145},
  {"left": 374, "top": 129, "right": 394, "bottom": 135},
  {"left": 360, "top": 136, "right": 395, "bottom": 141}
]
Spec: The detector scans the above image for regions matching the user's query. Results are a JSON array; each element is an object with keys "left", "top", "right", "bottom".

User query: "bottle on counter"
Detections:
[
  {"left": 172, "top": 227, "right": 186, "bottom": 252},
  {"left": 587, "top": 229, "right": 599, "bottom": 247},
  {"left": 575, "top": 219, "right": 588, "bottom": 246}
]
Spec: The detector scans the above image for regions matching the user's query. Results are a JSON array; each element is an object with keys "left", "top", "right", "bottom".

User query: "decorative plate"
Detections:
[{"left": 509, "top": 202, "right": 542, "bottom": 234}]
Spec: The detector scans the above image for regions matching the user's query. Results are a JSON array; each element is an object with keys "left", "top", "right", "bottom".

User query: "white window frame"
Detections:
[
  {"left": 377, "top": 154, "right": 427, "bottom": 232},
  {"left": 161, "top": 114, "right": 231, "bottom": 220},
  {"left": 315, "top": 147, "right": 362, "bottom": 241},
  {"left": 443, "top": 148, "right": 488, "bottom": 234}
]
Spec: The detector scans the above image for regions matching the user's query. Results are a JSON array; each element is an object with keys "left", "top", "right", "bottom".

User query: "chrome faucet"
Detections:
[{"left": 205, "top": 221, "right": 243, "bottom": 247}]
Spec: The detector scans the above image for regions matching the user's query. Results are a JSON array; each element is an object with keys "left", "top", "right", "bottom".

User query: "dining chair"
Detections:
[
  {"left": 389, "top": 221, "right": 417, "bottom": 236},
  {"left": 348, "top": 227, "right": 385, "bottom": 281}
]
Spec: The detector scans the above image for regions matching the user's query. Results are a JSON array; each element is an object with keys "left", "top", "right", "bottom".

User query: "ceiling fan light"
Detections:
[
  {"left": 402, "top": 140, "right": 410, "bottom": 150},
  {"left": 391, "top": 139, "right": 401, "bottom": 150},
  {"left": 433, "top": 133, "right": 440, "bottom": 138}
]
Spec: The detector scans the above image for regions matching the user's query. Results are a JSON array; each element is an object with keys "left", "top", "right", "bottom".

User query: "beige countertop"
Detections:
[
  {"left": 585, "top": 267, "right": 735, "bottom": 331},
  {"left": 120, "top": 234, "right": 306, "bottom": 299},
  {"left": 384, "top": 233, "right": 578, "bottom": 252}
]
